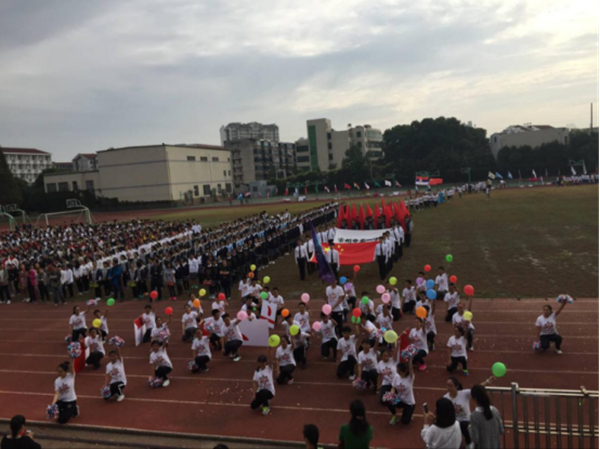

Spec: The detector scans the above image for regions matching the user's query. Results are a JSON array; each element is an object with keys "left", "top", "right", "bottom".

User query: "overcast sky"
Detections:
[{"left": 0, "top": 0, "right": 598, "bottom": 161}]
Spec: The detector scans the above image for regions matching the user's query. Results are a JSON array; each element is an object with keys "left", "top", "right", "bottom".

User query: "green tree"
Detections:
[
  {"left": 340, "top": 145, "right": 370, "bottom": 181},
  {"left": 0, "top": 150, "right": 23, "bottom": 205}
]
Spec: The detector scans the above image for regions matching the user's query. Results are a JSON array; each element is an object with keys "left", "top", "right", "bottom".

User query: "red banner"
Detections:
[
  {"left": 310, "top": 242, "right": 377, "bottom": 266},
  {"left": 429, "top": 178, "right": 443, "bottom": 186}
]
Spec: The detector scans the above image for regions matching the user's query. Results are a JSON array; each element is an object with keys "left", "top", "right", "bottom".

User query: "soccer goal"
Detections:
[
  {"left": 4, "top": 204, "right": 33, "bottom": 226},
  {"left": 35, "top": 199, "right": 94, "bottom": 227},
  {"left": 0, "top": 205, "right": 17, "bottom": 232}
]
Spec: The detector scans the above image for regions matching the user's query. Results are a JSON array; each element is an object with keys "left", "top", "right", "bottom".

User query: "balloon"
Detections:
[
  {"left": 361, "top": 296, "right": 370, "bottom": 305},
  {"left": 449, "top": 275, "right": 457, "bottom": 283},
  {"left": 150, "top": 291, "right": 158, "bottom": 300},
  {"left": 248, "top": 272, "right": 254, "bottom": 279},
  {"left": 237, "top": 311, "right": 248, "bottom": 321},
  {"left": 250, "top": 264, "right": 257, "bottom": 271},
  {"left": 416, "top": 307, "right": 427, "bottom": 319},
  {"left": 353, "top": 265, "right": 361, "bottom": 273},
  {"left": 351, "top": 316, "right": 361, "bottom": 324},
  {"left": 312, "top": 322, "right": 322, "bottom": 332},
  {"left": 446, "top": 254, "right": 453, "bottom": 263},
  {"left": 426, "top": 279, "right": 435, "bottom": 289},
  {"left": 268, "top": 335, "right": 280, "bottom": 348},
  {"left": 199, "top": 289, "right": 207, "bottom": 297},
  {"left": 426, "top": 289, "right": 437, "bottom": 300},
  {"left": 389, "top": 277, "right": 397, "bottom": 286},
  {"left": 218, "top": 293, "right": 226, "bottom": 301},
  {"left": 260, "top": 291, "right": 269, "bottom": 300},
  {"left": 263, "top": 276, "right": 270, "bottom": 284},
  {"left": 193, "top": 299, "right": 201, "bottom": 308},
  {"left": 416, "top": 277, "right": 424, "bottom": 285},
  {"left": 301, "top": 293, "right": 310, "bottom": 303},
  {"left": 376, "top": 285, "right": 386, "bottom": 294},
  {"left": 424, "top": 264, "right": 431, "bottom": 272},
  {"left": 464, "top": 311, "right": 473, "bottom": 321},
  {"left": 381, "top": 293, "right": 391, "bottom": 304},
  {"left": 106, "top": 298, "right": 115, "bottom": 307},
  {"left": 281, "top": 308, "right": 290, "bottom": 318},
  {"left": 384, "top": 330, "right": 398, "bottom": 344},
  {"left": 289, "top": 325, "right": 300, "bottom": 336},
  {"left": 344, "top": 282, "right": 354, "bottom": 292},
  {"left": 165, "top": 307, "right": 173, "bottom": 315},
  {"left": 464, "top": 284, "right": 475, "bottom": 296},
  {"left": 352, "top": 308, "right": 362, "bottom": 318},
  {"left": 92, "top": 319, "right": 102, "bottom": 328},
  {"left": 492, "top": 362, "right": 507, "bottom": 378},
  {"left": 322, "top": 304, "right": 332, "bottom": 315},
  {"left": 339, "top": 276, "right": 347, "bottom": 285}
]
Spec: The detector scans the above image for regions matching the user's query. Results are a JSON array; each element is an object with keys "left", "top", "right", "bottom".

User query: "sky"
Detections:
[{"left": 0, "top": 0, "right": 598, "bottom": 161}]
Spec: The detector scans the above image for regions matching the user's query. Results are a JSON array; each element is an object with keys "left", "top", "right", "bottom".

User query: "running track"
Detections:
[{"left": 0, "top": 297, "right": 597, "bottom": 448}]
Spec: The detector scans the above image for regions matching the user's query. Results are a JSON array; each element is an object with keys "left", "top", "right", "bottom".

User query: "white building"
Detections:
[
  {"left": 72, "top": 153, "right": 98, "bottom": 172},
  {"left": 490, "top": 125, "right": 570, "bottom": 159},
  {"left": 220, "top": 122, "right": 280, "bottom": 145},
  {"left": 0, "top": 147, "right": 53, "bottom": 184}
]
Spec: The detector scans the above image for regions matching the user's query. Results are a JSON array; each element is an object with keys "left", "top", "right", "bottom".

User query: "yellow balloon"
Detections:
[
  {"left": 92, "top": 319, "right": 102, "bottom": 328},
  {"left": 199, "top": 289, "right": 207, "bottom": 297},
  {"left": 250, "top": 264, "right": 257, "bottom": 271},
  {"left": 464, "top": 311, "right": 473, "bottom": 321}
]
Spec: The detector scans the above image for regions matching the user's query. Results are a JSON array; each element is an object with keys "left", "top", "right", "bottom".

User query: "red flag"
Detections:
[
  {"left": 366, "top": 204, "right": 373, "bottom": 217},
  {"left": 334, "top": 184, "right": 338, "bottom": 192},
  {"left": 284, "top": 188, "right": 288, "bottom": 196},
  {"left": 384, "top": 205, "right": 392, "bottom": 228},
  {"left": 309, "top": 242, "right": 377, "bottom": 265},
  {"left": 351, "top": 204, "right": 357, "bottom": 224},
  {"left": 358, "top": 205, "right": 366, "bottom": 230},
  {"left": 337, "top": 205, "right": 344, "bottom": 228},
  {"left": 344, "top": 183, "right": 351, "bottom": 190},
  {"left": 374, "top": 205, "right": 380, "bottom": 229},
  {"left": 381, "top": 197, "right": 386, "bottom": 210}
]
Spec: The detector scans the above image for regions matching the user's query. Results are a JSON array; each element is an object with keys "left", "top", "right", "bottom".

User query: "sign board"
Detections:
[{"left": 238, "top": 318, "right": 270, "bottom": 347}]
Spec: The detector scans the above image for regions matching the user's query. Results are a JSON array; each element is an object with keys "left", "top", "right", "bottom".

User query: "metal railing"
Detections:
[{"left": 487, "top": 383, "right": 598, "bottom": 448}]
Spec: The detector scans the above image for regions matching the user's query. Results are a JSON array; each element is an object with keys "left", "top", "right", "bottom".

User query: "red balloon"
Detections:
[
  {"left": 424, "top": 264, "right": 431, "bottom": 272},
  {"left": 353, "top": 265, "right": 361, "bottom": 273},
  {"left": 218, "top": 293, "right": 226, "bottom": 301},
  {"left": 449, "top": 275, "right": 457, "bottom": 283},
  {"left": 464, "top": 284, "right": 475, "bottom": 296},
  {"left": 165, "top": 307, "right": 173, "bottom": 316},
  {"left": 352, "top": 308, "right": 362, "bottom": 318},
  {"left": 150, "top": 290, "right": 158, "bottom": 299}
]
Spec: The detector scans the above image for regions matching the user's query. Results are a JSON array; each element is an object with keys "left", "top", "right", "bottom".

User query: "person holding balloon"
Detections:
[
  {"left": 325, "top": 279, "right": 345, "bottom": 337},
  {"left": 104, "top": 347, "right": 127, "bottom": 401},
  {"left": 181, "top": 304, "right": 199, "bottom": 343},
  {"left": 188, "top": 293, "right": 203, "bottom": 316},
  {"left": 446, "top": 325, "right": 469, "bottom": 375},
  {"left": 402, "top": 280, "right": 417, "bottom": 315},
  {"left": 443, "top": 284, "right": 460, "bottom": 322},
  {"left": 69, "top": 304, "right": 90, "bottom": 343},
  {"left": 422, "top": 303, "right": 437, "bottom": 351},
  {"left": 409, "top": 318, "right": 429, "bottom": 370},
  {"left": 336, "top": 325, "right": 360, "bottom": 380},
  {"left": 191, "top": 328, "right": 211, "bottom": 373},
  {"left": 150, "top": 314, "right": 171, "bottom": 345},
  {"left": 93, "top": 307, "right": 109, "bottom": 341},
  {"left": 251, "top": 354, "right": 275, "bottom": 415},
  {"left": 358, "top": 293, "right": 375, "bottom": 322},
  {"left": 220, "top": 313, "right": 243, "bottom": 362},
  {"left": 140, "top": 305, "right": 156, "bottom": 343},
  {"left": 434, "top": 266, "right": 449, "bottom": 301},
  {"left": 83, "top": 327, "right": 105, "bottom": 370},
  {"left": 212, "top": 293, "right": 228, "bottom": 316},
  {"left": 535, "top": 300, "right": 568, "bottom": 354},
  {"left": 294, "top": 300, "right": 311, "bottom": 335},
  {"left": 376, "top": 304, "right": 394, "bottom": 336},
  {"left": 290, "top": 323, "right": 310, "bottom": 369},
  {"left": 357, "top": 338, "right": 379, "bottom": 393},
  {"left": 315, "top": 312, "right": 338, "bottom": 362},
  {"left": 149, "top": 339, "right": 173, "bottom": 387},
  {"left": 273, "top": 335, "right": 296, "bottom": 385},
  {"left": 377, "top": 348, "right": 397, "bottom": 404},
  {"left": 386, "top": 278, "right": 402, "bottom": 321},
  {"left": 387, "top": 359, "right": 416, "bottom": 426},
  {"left": 452, "top": 296, "right": 475, "bottom": 351},
  {"left": 205, "top": 309, "right": 225, "bottom": 351}
]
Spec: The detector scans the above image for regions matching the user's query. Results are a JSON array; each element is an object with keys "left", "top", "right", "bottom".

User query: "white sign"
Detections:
[
  {"left": 238, "top": 319, "right": 270, "bottom": 347},
  {"left": 260, "top": 301, "right": 277, "bottom": 329},
  {"left": 334, "top": 228, "right": 388, "bottom": 243}
]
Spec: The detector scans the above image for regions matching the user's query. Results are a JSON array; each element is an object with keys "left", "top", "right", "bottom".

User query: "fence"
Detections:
[{"left": 487, "top": 383, "right": 598, "bottom": 448}]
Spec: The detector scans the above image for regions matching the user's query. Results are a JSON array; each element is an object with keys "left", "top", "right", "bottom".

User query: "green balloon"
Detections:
[
  {"left": 268, "top": 334, "right": 281, "bottom": 347},
  {"left": 491, "top": 362, "right": 507, "bottom": 378},
  {"left": 351, "top": 316, "right": 361, "bottom": 324},
  {"left": 260, "top": 291, "right": 269, "bottom": 300},
  {"left": 446, "top": 254, "right": 453, "bottom": 263},
  {"left": 106, "top": 298, "right": 115, "bottom": 307},
  {"left": 361, "top": 296, "right": 370, "bottom": 305}
]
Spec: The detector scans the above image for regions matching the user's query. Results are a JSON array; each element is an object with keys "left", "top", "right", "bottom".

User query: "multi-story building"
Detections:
[
  {"left": 490, "top": 125, "right": 570, "bottom": 159},
  {"left": 226, "top": 139, "right": 296, "bottom": 188},
  {"left": 43, "top": 144, "right": 233, "bottom": 202},
  {"left": 0, "top": 147, "right": 53, "bottom": 184},
  {"left": 220, "top": 122, "right": 279, "bottom": 145},
  {"left": 349, "top": 125, "right": 384, "bottom": 160},
  {"left": 72, "top": 153, "right": 98, "bottom": 171},
  {"left": 295, "top": 138, "right": 311, "bottom": 171}
]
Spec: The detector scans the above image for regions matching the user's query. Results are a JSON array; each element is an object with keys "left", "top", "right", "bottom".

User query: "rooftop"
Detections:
[
  {"left": 97, "top": 143, "right": 230, "bottom": 154},
  {"left": 0, "top": 147, "right": 50, "bottom": 155}
]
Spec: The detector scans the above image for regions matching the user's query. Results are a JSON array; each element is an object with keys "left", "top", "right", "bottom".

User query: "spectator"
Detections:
[
  {"left": 303, "top": 424, "right": 319, "bottom": 449},
  {"left": 338, "top": 400, "right": 373, "bottom": 449},
  {"left": 421, "top": 398, "right": 462, "bottom": 449},
  {"left": 469, "top": 385, "right": 504, "bottom": 449},
  {"left": 1, "top": 415, "right": 41, "bottom": 449}
]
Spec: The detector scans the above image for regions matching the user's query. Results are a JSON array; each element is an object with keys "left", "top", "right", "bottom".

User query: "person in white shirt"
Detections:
[
  {"left": 326, "top": 245, "right": 340, "bottom": 278},
  {"left": 316, "top": 313, "right": 339, "bottom": 362},
  {"left": 423, "top": 303, "right": 437, "bottom": 351},
  {"left": 149, "top": 340, "right": 173, "bottom": 387},
  {"left": 357, "top": 339, "right": 379, "bottom": 392},
  {"left": 387, "top": 282, "right": 402, "bottom": 321},
  {"left": 84, "top": 327, "right": 105, "bottom": 370},
  {"left": 303, "top": 236, "right": 315, "bottom": 275},
  {"left": 151, "top": 315, "right": 171, "bottom": 346},
  {"left": 274, "top": 335, "right": 296, "bottom": 385},
  {"left": 294, "top": 239, "right": 308, "bottom": 281},
  {"left": 326, "top": 279, "right": 345, "bottom": 336},
  {"left": 388, "top": 360, "right": 415, "bottom": 425},
  {"left": 251, "top": 354, "right": 275, "bottom": 415},
  {"left": 443, "top": 284, "right": 460, "bottom": 322},
  {"left": 238, "top": 277, "right": 251, "bottom": 300},
  {"left": 375, "top": 237, "right": 387, "bottom": 281},
  {"left": 205, "top": 309, "right": 224, "bottom": 351},
  {"left": 409, "top": 318, "right": 429, "bottom": 371},
  {"left": 434, "top": 267, "right": 449, "bottom": 300},
  {"left": 358, "top": 292, "right": 375, "bottom": 321},
  {"left": 141, "top": 305, "right": 156, "bottom": 344},
  {"left": 376, "top": 306, "right": 394, "bottom": 335},
  {"left": 421, "top": 397, "right": 462, "bottom": 449},
  {"left": 402, "top": 280, "right": 417, "bottom": 315},
  {"left": 220, "top": 313, "right": 243, "bottom": 362},
  {"left": 536, "top": 302, "right": 567, "bottom": 354},
  {"left": 191, "top": 328, "right": 211, "bottom": 373},
  {"left": 69, "top": 304, "right": 90, "bottom": 342},
  {"left": 269, "top": 287, "right": 285, "bottom": 324},
  {"left": 452, "top": 297, "right": 475, "bottom": 351},
  {"left": 336, "top": 325, "right": 359, "bottom": 380},
  {"left": 104, "top": 348, "right": 127, "bottom": 402},
  {"left": 181, "top": 304, "right": 199, "bottom": 342},
  {"left": 377, "top": 348, "right": 397, "bottom": 404},
  {"left": 294, "top": 302, "right": 311, "bottom": 334},
  {"left": 92, "top": 308, "right": 109, "bottom": 341},
  {"left": 52, "top": 360, "right": 79, "bottom": 424},
  {"left": 446, "top": 326, "right": 469, "bottom": 375}
]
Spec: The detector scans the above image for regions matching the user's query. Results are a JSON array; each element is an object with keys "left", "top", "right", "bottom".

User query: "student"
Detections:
[
  {"left": 409, "top": 318, "right": 429, "bottom": 370},
  {"left": 149, "top": 340, "right": 173, "bottom": 387},
  {"left": 375, "top": 237, "right": 387, "bottom": 280},
  {"left": 388, "top": 361, "right": 415, "bottom": 426},
  {"left": 470, "top": 385, "right": 504, "bottom": 449},
  {"left": 336, "top": 325, "right": 359, "bottom": 380},
  {"left": 163, "top": 261, "right": 177, "bottom": 301},
  {"left": 151, "top": 315, "right": 171, "bottom": 345},
  {"left": 191, "top": 328, "right": 211, "bottom": 373},
  {"left": 220, "top": 313, "right": 243, "bottom": 362},
  {"left": 387, "top": 281, "right": 402, "bottom": 321},
  {"left": 421, "top": 398, "right": 462, "bottom": 449},
  {"left": 423, "top": 304, "right": 437, "bottom": 351},
  {"left": 338, "top": 400, "right": 374, "bottom": 449},
  {"left": 452, "top": 298, "right": 475, "bottom": 351},
  {"left": 376, "top": 304, "right": 394, "bottom": 334},
  {"left": 402, "top": 280, "right": 416, "bottom": 314},
  {"left": 104, "top": 348, "right": 126, "bottom": 401},
  {"left": 357, "top": 339, "right": 379, "bottom": 393},
  {"left": 269, "top": 287, "right": 285, "bottom": 325},
  {"left": 302, "top": 423, "right": 319, "bottom": 449},
  {"left": 109, "top": 258, "right": 124, "bottom": 302},
  {"left": 141, "top": 305, "right": 156, "bottom": 343},
  {"left": 188, "top": 293, "right": 203, "bottom": 316},
  {"left": 435, "top": 267, "right": 449, "bottom": 300},
  {"left": 1, "top": 415, "right": 42, "bottom": 449},
  {"left": 181, "top": 304, "right": 199, "bottom": 342},
  {"left": 294, "top": 302, "right": 311, "bottom": 335},
  {"left": 536, "top": 302, "right": 567, "bottom": 354},
  {"left": 377, "top": 348, "right": 397, "bottom": 404},
  {"left": 69, "top": 305, "right": 90, "bottom": 342},
  {"left": 446, "top": 326, "right": 469, "bottom": 375},
  {"left": 84, "top": 327, "right": 105, "bottom": 370},
  {"left": 274, "top": 335, "right": 296, "bottom": 385},
  {"left": 251, "top": 355, "right": 275, "bottom": 415},
  {"left": 205, "top": 309, "right": 224, "bottom": 351},
  {"left": 211, "top": 296, "right": 227, "bottom": 316},
  {"left": 52, "top": 361, "right": 79, "bottom": 424},
  {"left": 93, "top": 308, "right": 109, "bottom": 341},
  {"left": 443, "top": 284, "right": 460, "bottom": 322},
  {"left": 316, "top": 313, "right": 338, "bottom": 362},
  {"left": 291, "top": 324, "right": 310, "bottom": 369},
  {"left": 294, "top": 240, "right": 308, "bottom": 281},
  {"left": 36, "top": 267, "right": 49, "bottom": 303},
  {"left": 325, "top": 279, "right": 345, "bottom": 336},
  {"left": 358, "top": 292, "right": 375, "bottom": 322},
  {"left": 49, "top": 265, "right": 65, "bottom": 306}
]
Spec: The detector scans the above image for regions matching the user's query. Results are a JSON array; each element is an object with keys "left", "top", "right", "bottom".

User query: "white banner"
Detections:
[
  {"left": 260, "top": 301, "right": 277, "bottom": 329},
  {"left": 334, "top": 228, "right": 388, "bottom": 243},
  {"left": 238, "top": 319, "right": 270, "bottom": 347}
]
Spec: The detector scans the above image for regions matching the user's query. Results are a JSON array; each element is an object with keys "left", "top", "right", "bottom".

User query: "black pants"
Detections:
[
  {"left": 402, "top": 301, "right": 416, "bottom": 314},
  {"left": 445, "top": 307, "right": 457, "bottom": 322},
  {"left": 321, "top": 338, "right": 337, "bottom": 361},
  {"left": 155, "top": 366, "right": 172, "bottom": 380},
  {"left": 337, "top": 356, "right": 357, "bottom": 378},
  {"left": 224, "top": 339, "right": 242, "bottom": 356},
  {"left": 37, "top": 283, "right": 49, "bottom": 301},
  {"left": 391, "top": 307, "right": 401, "bottom": 321},
  {"left": 86, "top": 351, "right": 104, "bottom": 369},
  {"left": 377, "top": 256, "right": 386, "bottom": 280},
  {"left": 361, "top": 369, "right": 378, "bottom": 389},
  {"left": 143, "top": 328, "right": 153, "bottom": 343},
  {"left": 306, "top": 254, "right": 315, "bottom": 274},
  {"left": 182, "top": 327, "right": 197, "bottom": 342},
  {"left": 467, "top": 329, "right": 474, "bottom": 350},
  {"left": 105, "top": 381, "right": 125, "bottom": 399},
  {"left": 63, "top": 283, "right": 74, "bottom": 298},
  {"left": 27, "top": 282, "right": 37, "bottom": 302},
  {"left": 330, "top": 263, "right": 339, "bottom": 279},
  {"left": 436, "top": 290, "right": 447, "bottom": 301},
  {"left": 210, "top": 333, "right": 222, "bottom": 350},
  {"left": 82, "top": 275, "right": 90, "bottom": 292},
  {"left": 405, "top": 233, "right": 412, "bottom": 247},
  {"left": 194, "top": 355, "right": 210, "bottom": 371},
  {"left": 150, "top": 280, "right": 162, "bottom": 300},
  {"left": 250, "top": 389, "right": 273, "bottom": 410},
  {"left": 379, "top": 384, "right": 393, "bottom": 404},
  {"left": 76, "top": 279, "right": 84, "bottom": 294},
  {"left": 540, "top": 333, "right": 562, "bottom": 350},
  {"left": 459, "top": 420, "right": 472, "bottom": 445},
  {"left": 297, "top": 258, "right": 306, "bottom": 280},
  {"left": 0, "top": 285, "right": 9, "bottom": 302},
  {"left": 331, "top": 311, "right": 344, "bottom": 337},
  {"left": 447, "top": 356, "right": 468, "bottom": 372},
  {"left": 71, "top": 328, "right": 86, "bottom": 343},
  {"left": 388, "top": 401, "right": 415, "bottom": 424},
  {"left": 276, "top": 364, "right": 295, "bottom": 384},
  {"left": 56, "top": 400, "right": 78, "bottom": 424},
  {"left": 293, "top": 345, "right": 307, "bottom": 368},
  {"left": 412, "top": 349, "right": 427, "bottom": 366},
  {"left": 167, "top": 284, "right": 176, "bottom": 298}
]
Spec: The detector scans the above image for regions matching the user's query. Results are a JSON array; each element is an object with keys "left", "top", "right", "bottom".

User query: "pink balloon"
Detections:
[
  {"left": 381, "top": 293, "right": 391, "bottom": 303},
  {"left": 237, "top": 311, "right": 248, "bottom": 321},
  {"left": 416, "top": 277, "right": 424, "bottom": 285},
  {"left": 376, "top": 285, "right": 386, "bottom": 294},
  {"left": 301, "top": 293, "right": 310, "bottom": 303},
  {"left": 312, "top": 321, "right": 322, "bottom": 332},
  {"left": 344, "top": 282, "right": 354, "bottom": 292},
  {"left": 322, "top": 304, "right": 332, "bottom": 315}
]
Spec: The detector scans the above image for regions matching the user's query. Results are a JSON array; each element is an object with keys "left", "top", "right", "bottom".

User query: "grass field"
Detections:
[{"left": 154, "top": 185, "right": 599, "bottom": 298}]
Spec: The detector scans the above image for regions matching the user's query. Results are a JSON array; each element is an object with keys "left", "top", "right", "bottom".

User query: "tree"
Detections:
[
  {"left": 0, "top": 150, "right": 23, "bottom": 205},
  {"left": 340, "top": 145, "right": 370, "bottom": 181}
]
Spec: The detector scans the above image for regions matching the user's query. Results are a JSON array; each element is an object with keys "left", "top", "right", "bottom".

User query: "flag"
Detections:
[
  {"left": 353, "top": 182, "right": 360, "bottom": 190},
  {"left": 310, "top": 242, "right": 378, "bottom": 265},
  {"left": 310, "top": 223, "right": 335, "bottom": 283},
  {"left": 429, "top": 178, "right": 443, "bottom": 186},
  {"left": 237, "top": 193, "right": 243, "bottom": 200},
  {"left": 374, "top": 181, "right": 381, "bottom": 188},
  {"left": 384, "top": 205, "right": 392, "bottom": 228},
  {"left": 358, "top": 205, "right": 366, "bottom": 229},
  {"left": 488, "top": 172, "right": 496, "bottom": 179},
  {"left": 507, "top": 172, "right": 513, "bottom": 180},
  {"left": 294, "top": 187, "right": 299, "bottom": 197},
  {"left": 366, "top": 204, "right": 373, "bottom": 217},
  {"left": 260, "top": 301, "right": 277, "bottom": 329},
  {"left": 324, "top": 186, "right": 330, "bottom": 193},
  {"left": 395, "top": 181, "right": 401, "bottom": 187},
  {"left": 334, "top": 184, "right": 338, "bottom": 193},
  {"left": 374, "top": 205, "right": 380, "bottom": 229},
  {"left": 415, "top": 176, "right": 429, "bottom": 186},
  {"left": 385, "top": 180, "right": 392, "bottom": 187},
  {"left": 244, "top": 191, "right": 251, "bottom": 197},
  {"left": 532, "top": 169, "right": 537, "bottom": 178},
  {"left": 344, "top": 183, "right": 351, "bottom": 190},
  {"left": 284, "top": 188, "right": 289, "bottom": 196},
  {"left": 583, "top": 164, "right": 587, "bottom": 175},
  {"left": 545, "top": 168, "right": 549, "bottom": 177},
  {"left": 304, "top": 187, "right": 308, "bottom": 195},
  {"left": 351, "top": 204, "right": 357, "bottom": 223},
  {"left": 364, "top": 182, "right": 370, "bottom": 190},
  {"left": 134, "top": 316, "right": 146, "bottom": 347},
  {"left": 336, "top": 205, "right": 344, "bottom": 228},
  {"left": 570, "top": 166, "right": 576, "bottom": 176},
  {"left": 495, "top": 172, "right": 503, "bottom": 179}
]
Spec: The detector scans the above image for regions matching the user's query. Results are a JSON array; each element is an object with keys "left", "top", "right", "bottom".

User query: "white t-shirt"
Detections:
[
  {"left": 337, "top": 335, "right": 358, "bottom": 362},
  {"left": 222, "top": 320, "right": 242, "bottom": 342},
  {"left": 106, "top": 359, "right": 127, "bottom": 385},
  {"left": 55, "top": 373, "right": 77, "bottom": 402},
  {"left": 447, "top": 335, "right": 468, "bottom": 358},
  {"left": 377, "top": 360, "right": 396, "bottom": 386},
  {"left": 402, "top": 287, "right": 416, "bottom": 303},
  {"left": 212, "top": 301, "right": 226, "bottom": 315},
  {"left": 391, "top": 373, "right": 415, "bottom": 405},
  {"left": 358, "top": 348, "right": 378, "bottom": 371},
  {"left": 409, "top": 328, "right": 429, "bottom": 354},
  {"left": 151, "top": 323, "right": 170, "bottom": 341},
  {"left": 293, "top": 312, "right": 310, "bottom": 333},
  {"left": 182, "top": 311, "right": 199, "bottom": 330},
  {"left": 376, "top": 313, "right": 394, "bottom": 331},
  {"left": 143, "top": 312, "right": 156, "bottom": 329},
  {"left": 363, "top": 320, "right": 379, "bottom": 340},
  {"left": 359, "top": 299, "right": 374, "bottom": 316},
  {"left": 96, "top": 316, "right": 109, "bottom": 334},
  {"left": 84, "top": 335, "right": 105, "bottom": 354},
  {"left": 320, "top": 320, "right": 337, "bottom": 342},
  {"left": 269, "top": 295, "right": 284, "bottom": 308},
  {"left": 436, "top": 274, "right": 449, "bottom": 291},
  {"left": 444, "top": 292, "right": 460, "bottom": 309},
  {"left": 452, "top": 311, "right": 475, "bottom": 330},
  {"left": 238, "top": 280, "right": 251, "bottom": 297},
  {"left": 276, "top": 345, "right": 296, "bottom": 367},
  {"left": 425, "top": 313, "right": 437, "bottom": 335},
  {"left": 192, "top": 336, "right": 212, "bottom": 359},
  {"left": 390, "top": 289, "right": 401, "bottom": 309},
  {"left": 326, "top": 285, "right": 345, "bottom": 312},
  {"left": 444, "top": 390, "right": 472, "bottom": 421},
  {"left": 149, "top": 348, "right": 172, "bottom": 368},
  {"left": 69, "top": 312, "right": 87, "bottom": 330},
  {"left": 536, "top": 313, "right": 558, "bottom": 336},
  {"left": 292, "top": 331, "right": 310, "bottom": 348},
  {"left": 205, "top": 317, "right": 224, "bottom": 337},
  {"left": 253, "top": 366, "right": 275, "bottom": 396}
]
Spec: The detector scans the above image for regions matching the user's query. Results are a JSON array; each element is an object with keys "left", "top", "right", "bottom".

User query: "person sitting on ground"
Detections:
[{"left": 1, "top": 415, "right": 41, "bottom": 449}]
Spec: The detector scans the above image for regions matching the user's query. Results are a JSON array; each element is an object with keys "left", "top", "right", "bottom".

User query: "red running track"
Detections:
[{"left": 0, "top": 297, "right": 597, "bottom": 448}]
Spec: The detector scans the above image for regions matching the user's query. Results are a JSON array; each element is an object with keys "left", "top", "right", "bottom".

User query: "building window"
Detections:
[
  {"left": 223, "top": 170, "right": 227, "bottom": 177},
  {"left": 297, "top": 156, "right": 310, "bottom": 163},
  {"left": 328, "top": 142, "right": 332, "bottom": 150},
  {"left": 47, "top": 183, "right": 57, "bottom": 193},
  {"left": 193, "top": 185, "right": 199, "bottom": 196},
  {"left": 329, "top": 154, "right": 333, "bottom": 160},
  {"left": 327, "top": 132, "right": 331, "bottom": 140},
  {"left": 217, "top": 184, "right": 222, "bottom": 193},
  {"left": 200, "top": 157, "right": 208, "bottom": 162},
  {"left": 86, "top": 180, "right": 94, "bottom": 191},
  {"left": 226, "top": 183, "right": 232, "bottom": 193},
  {"left": 187, "top": 156, "right": 196, "bottom": 161},
  {"left": 212, "top": 157, "right": 219, "bottom": 162},
  {"left": 228, "top": 170, "right": 231, "bottom": 176},
  {"left": 203, "top": 185, "right": 211, "bottom": 195},
  {"left": 72, "top": 181, "right": 78, "bottom": 191},
  {"left": 356, "top": 131, "right": 362, "bottom": 138},
  {"left": 58, "top": 182, "right": 69, "bottom": 192}
]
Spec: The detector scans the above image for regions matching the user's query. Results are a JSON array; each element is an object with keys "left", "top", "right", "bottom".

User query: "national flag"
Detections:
[
  {"left": 488, "top": 172, "right": 496, "bottom": 179},
  {"left": 374, "top": 181, "right": 381, "bottom": 188},
  {"left": 304, "top": 187, "right": 308, "bottom": 195},
  {"left": 385, "top": 180, "right": 392, "bottom": 187},
  {"left": 284, "top": 188, "right": 289, "bottom": 196},
  {"left": 495, "top": 172, "right": 503, "bottom": 179},
  {"left": 260, "top": 301, "right": 277, "bottom": 329},
  {"left": 310, "top": 242, "right": 378, "bottom": 266},
  {"left": 571, "top": 166, "right": 577, "bottom": 176},
  {"left": 429, "top": 178, "right": 443, "bottom": 186},
  {"left": 344, "top": 183, "right": 351, "bottom": 190},
  {"left": 532, "top": 169, "right": 537, "bottom": 178},
  {"left": 324, "top": 186, "right": 330, "bottom": 193},
  {"left": 364, "top": 182, "right": 370, "bottom": 190},
  {"left": 334, "top": 184, "right": 338, "bottom": 193},
  {"left": 358, "top": 205, "right": 366, "bottom": 230},
  {"left": 353, "top": 182, "right": 360, "bottom": 190},
  {"left": 336, "top": 205, "right": 344, "bottom": 228},
  {"left": 415, "top": 176, "right": 429, "bottom": 186},
  {"left": 366, "top": 204, "right": 373, "bottom": 217},
  {"left": 395, "top": 181, "right": 401, "bottom": 187},
  {"left": 310, "top": 223, "right": 335, "bottom": 283},
  {"left": 134, "top": 316, "right": 146, "bottom": 347},
  {"left": 507, "top": 172, "right": 513, "bottom": 180}
]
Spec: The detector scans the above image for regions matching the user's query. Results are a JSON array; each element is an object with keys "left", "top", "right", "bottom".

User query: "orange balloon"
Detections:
[
  {"left": 193, "top": 299, "right": 200, "bottom": 308},
  {"left": 248, "top": 272, "right": 255, "bottom": 279},
  {"left": 416, "top": 306, "right": 427, "bottom": 319},
  {"left": 281, "top": 308, "right": 290, "bottom": 318}
]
